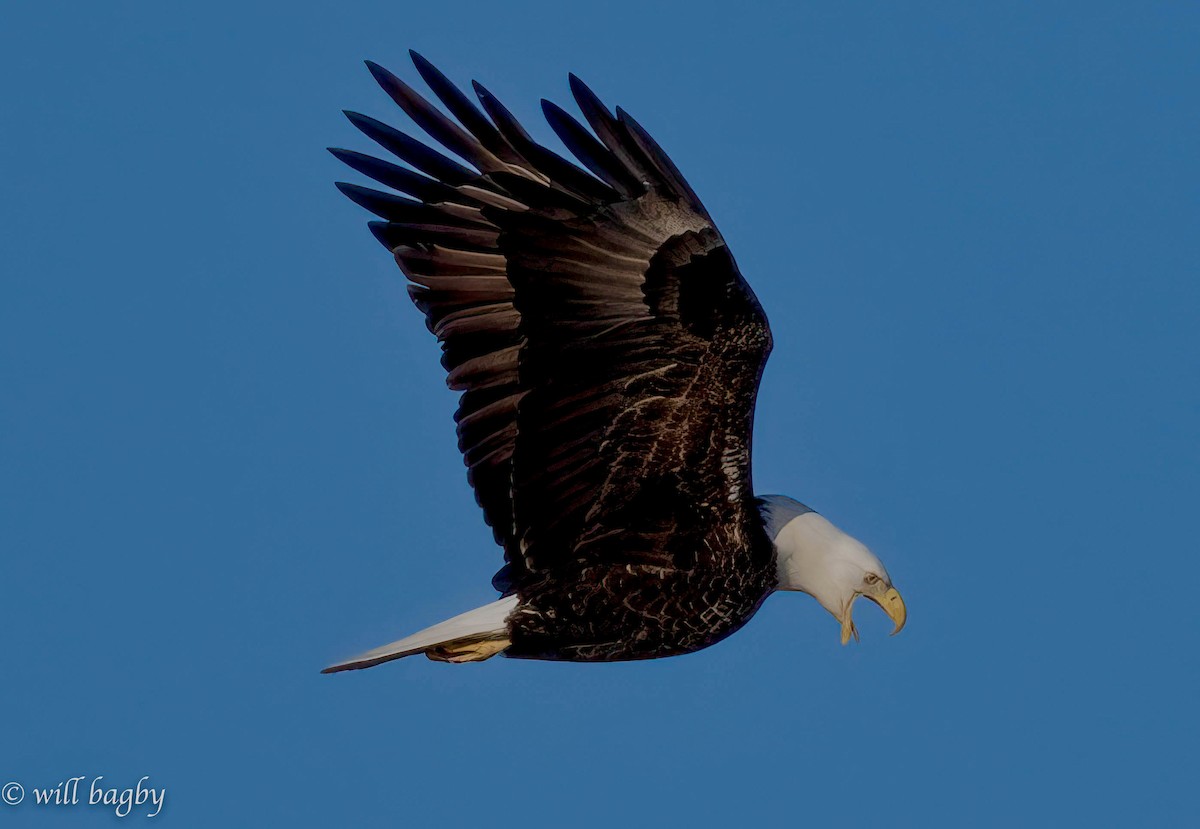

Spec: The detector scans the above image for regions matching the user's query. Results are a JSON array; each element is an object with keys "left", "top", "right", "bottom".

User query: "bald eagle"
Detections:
[{"left": 323, "top": 53, "right": 905, "bottom": 671}]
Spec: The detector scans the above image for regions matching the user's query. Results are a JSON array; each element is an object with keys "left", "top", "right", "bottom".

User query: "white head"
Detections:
[{"left": 759, "top": 495, "right": 906, "bottom": 644}]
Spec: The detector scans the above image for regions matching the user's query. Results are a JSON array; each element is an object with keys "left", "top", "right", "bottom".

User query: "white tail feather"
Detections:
[{"left": 322, "top": 595, "right": 518, "bottom": 673}]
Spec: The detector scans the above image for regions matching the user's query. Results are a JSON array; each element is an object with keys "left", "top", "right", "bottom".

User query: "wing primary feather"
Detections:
[
  {"left": 367, "top": 220, "right": 401, "bottom": 251},
  {"left": 336, "top": 181, "right": 422, "bottom": 220},
  {"left": 335, "top": 182, "right": 490, "bottom": 225},
  {"left": 343, "top": 110, "right": 477, "bottom": 185},
  {"left": 471, "top": 80, "right": 535, "bottom": 143},
  {"left": 615, "top": 106, "right": 709, "bottom": 217},
  {"left": 408, "top": 50, "right": 527, "bottom": 165},
  {"left": 328, "top": 148, "right": 476, "bottom": 205},
  {"left": 568, "top": 73, "right": 657, "bottom": 185},
  {"left": 540, "top": 99, "right": 642, "bottom": 196},
  {"left": 365, "top": 60, "right": 503, "bottom": 173},
  {"left": 473, "top": 82, "right": 620, "bottom": 204}
]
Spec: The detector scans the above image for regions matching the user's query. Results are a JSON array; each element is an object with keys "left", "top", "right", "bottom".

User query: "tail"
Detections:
[{"left": 322, "top": 595, "right": 518, "bottom": 673}]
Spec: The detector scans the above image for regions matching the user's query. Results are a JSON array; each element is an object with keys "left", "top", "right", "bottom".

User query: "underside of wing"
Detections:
[{"left": 333, "top": 53, "right": 773, "bottom": 593}]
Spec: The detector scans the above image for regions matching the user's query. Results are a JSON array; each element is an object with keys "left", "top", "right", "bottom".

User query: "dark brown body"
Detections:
[
  {"left": 506, "top": 500, "right": 778, "bottom": 661},
  {"left": 508, "top": 560, "right": 777, "bottom": 661}
]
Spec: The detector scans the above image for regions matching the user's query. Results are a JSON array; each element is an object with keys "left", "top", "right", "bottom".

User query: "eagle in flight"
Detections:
[{"left": 324, "top": 52, "right": 905, "bottom": 671}]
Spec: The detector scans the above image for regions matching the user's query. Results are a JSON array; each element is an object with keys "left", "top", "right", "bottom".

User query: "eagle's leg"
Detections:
[{"left": 425, "top": 636, "right": 510, "bottom": 663}]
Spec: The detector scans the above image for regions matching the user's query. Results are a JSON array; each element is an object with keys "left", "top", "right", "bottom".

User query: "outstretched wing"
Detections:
[{"left": 333, "top": 53, "right": 773, "bottom": 594}]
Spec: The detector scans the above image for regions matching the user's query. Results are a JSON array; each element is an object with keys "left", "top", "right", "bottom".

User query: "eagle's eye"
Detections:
[{"left": 864, "top": 573, "right": 880, "bottom": 586}]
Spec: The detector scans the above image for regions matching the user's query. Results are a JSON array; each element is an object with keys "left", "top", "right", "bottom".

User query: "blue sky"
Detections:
[{"left": 2, "top": 1, "right": 1197, "bottom": 826}]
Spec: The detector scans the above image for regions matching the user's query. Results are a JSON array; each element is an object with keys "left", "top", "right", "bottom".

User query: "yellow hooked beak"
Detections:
[{"left": 839, "top": 585, "right": 907, "bottom": 645}]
